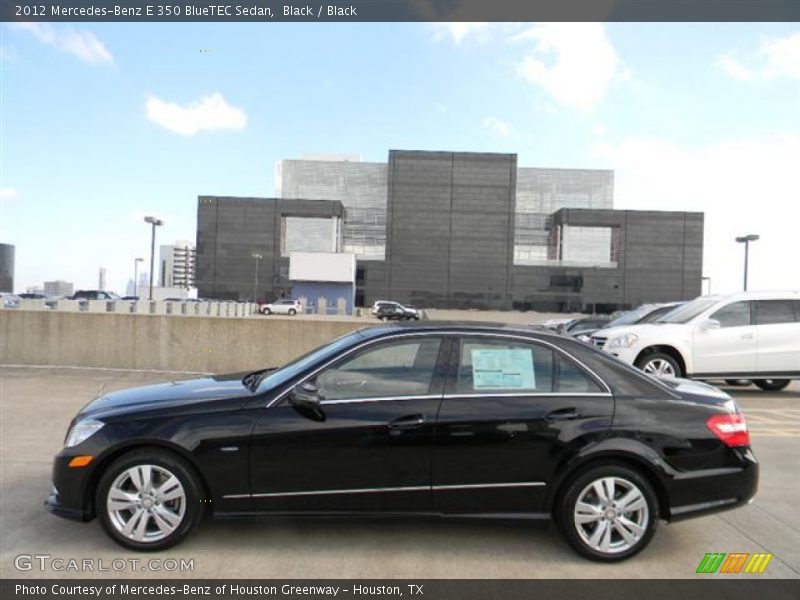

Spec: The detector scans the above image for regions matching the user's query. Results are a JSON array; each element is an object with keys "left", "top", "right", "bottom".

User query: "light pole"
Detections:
[
  {"left": 251, "top": 253, "right": 263, "bottom": 302},
  {"left": 735, "top": 234, "right": 759, "bottom": 291},
  {"left": 144, "top": 216, "right": 164, "bottom": 300},
  {"left": 133, "top": 257, "right": 144, "bottom": 298}
]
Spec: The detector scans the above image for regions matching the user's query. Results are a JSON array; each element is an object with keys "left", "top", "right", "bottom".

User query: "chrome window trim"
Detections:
[
  {"left": 223, "top": 480, "right": 547, "bottom": 500},
  {"left": 267, "top": 330, "right": 612, "bottom": 408},
  {"left": 321, "top": 394, "right": 441, "bottom": 406}
]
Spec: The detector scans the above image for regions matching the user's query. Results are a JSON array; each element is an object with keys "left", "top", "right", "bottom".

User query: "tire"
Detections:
[
  {"left": 556, "top": 463, "right": 659, "bottom": 562},
  {"left": 725, "top": 379, "right": 750, "bottom": 386},
  {"left": 288, "top": 308, "right": 296, "bottom": 316},
  {"left": 261, "top": 308, "right": 271, "bottom": 315},
  {"left": 96, "top": 449, "right": 204, "bottom": 552},
  {"left": 753, "top": 379, "right": 790, "bottom": 392},
  {"left": 635, "top": 351, "right": 682, "bottom": 378}
]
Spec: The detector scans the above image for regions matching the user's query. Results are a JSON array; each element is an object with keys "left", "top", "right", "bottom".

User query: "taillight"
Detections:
[{"left": 706, "top": 413, "right": 750, "bottom": 447}]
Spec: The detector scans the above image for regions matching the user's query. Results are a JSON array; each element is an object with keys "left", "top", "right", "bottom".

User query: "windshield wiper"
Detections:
[{"left": 242, "top": 368, "right": 277, "bottom": 392}]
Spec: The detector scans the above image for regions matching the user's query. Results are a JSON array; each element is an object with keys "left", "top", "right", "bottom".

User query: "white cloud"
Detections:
[
  {"left": 12, "top": 23, "right": 113, "bottom": 66},
  {"left": 591, "top": 135, "right": 800, "bottom": 293},
  {"left": 430, "top": 23, "right": 491, "bottom": 44},
  {"left": 145, "top": 93, "right": 247, "bottom": 136},
  {"left": 0, "top": 187, "right": 18, "bottom": 200},
  {"left": 718, "top": 31, "right": 800, "bottom": 81},
  {"left": 483, "top": 116, "right": 513, "bottom": 137},
  {"left": 716, "top": 55, "right": 755, "bottom": 82},
  {"left": 515, "top": 23, "right": 623, "bottom": 112}
]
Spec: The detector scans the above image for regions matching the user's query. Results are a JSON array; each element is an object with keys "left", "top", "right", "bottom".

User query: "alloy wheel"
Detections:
[
  {"left": 573, "top": 476, "right": 649, "bottom": 555},
  {"left": 642, "top": 358, "right": 676, "bottom": 377},
  {"left": 106, "top": 464, "right": 186, "bottom": 543}
]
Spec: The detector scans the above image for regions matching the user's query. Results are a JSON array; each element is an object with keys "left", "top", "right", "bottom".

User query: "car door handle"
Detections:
[
  {"left": 741, "top": 333, "right": 754, "bottom": 340},
  {"left": 388, "top": 414, "right": 426, "bottom": 430},
  {"left": 545, "top": 408, "right": 581, "bottom": 421}
]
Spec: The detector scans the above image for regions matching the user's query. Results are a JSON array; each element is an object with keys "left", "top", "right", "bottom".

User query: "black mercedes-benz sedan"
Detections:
[{"left": 46, "top": 322, "right": 758, "bottom": 561}]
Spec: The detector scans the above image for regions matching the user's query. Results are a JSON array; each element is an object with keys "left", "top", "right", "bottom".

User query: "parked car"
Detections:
[
  {"left": 46, "top": 322, "right": 757, "bottom": 560},
  {"left": 591, "top": 291, "right": 800, "bottom": 391},
  {"left": 259, "top": 299, "right": 302, "bottom": 316},
  {"left": 537, "top": 318, "right": 576, "bottom": 331},
  {"left": 375, "top": 303, "right": 420, "bottom": 321},
  {"left": 371, "top": 300, "right": 420, "bottom": 317},
  {"left": 0, "top": 292, "right": 20, "bottom": 309},
  {"left": 70, "top": 290, "right": 121, "bottom": 301},
  {"left": 573, "top": 303, "right": 685, "bottom": 342},
  {"left": 559, "top": 316, "right": 611, "bottom": 336}
]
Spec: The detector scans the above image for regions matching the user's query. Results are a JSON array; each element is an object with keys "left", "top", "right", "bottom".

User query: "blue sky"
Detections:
[{"left": 2, "top": 22, "right": 800, "bottom": 295}]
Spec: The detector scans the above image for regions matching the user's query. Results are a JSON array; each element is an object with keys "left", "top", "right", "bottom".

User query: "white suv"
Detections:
[
  {"left": 259, "top": 299, "right": 302, "bottom": 316},
  {"left": 591, "top": 291, "right": 800, "bottom": 391}
]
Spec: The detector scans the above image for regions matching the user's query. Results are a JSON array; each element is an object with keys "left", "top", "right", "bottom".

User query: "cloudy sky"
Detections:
[{"left": 1, "top": 22, "right": 799, "bottom": 295}]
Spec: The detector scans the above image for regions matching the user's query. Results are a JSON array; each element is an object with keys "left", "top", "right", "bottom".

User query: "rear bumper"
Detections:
[{"left": 666, "top": 448, "right": 759, "bottom": 522}]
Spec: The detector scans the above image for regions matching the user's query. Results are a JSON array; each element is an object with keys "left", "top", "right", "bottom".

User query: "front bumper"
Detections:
[
  {"left": 603, "top": 346, "right": 639, "bottom": 365},
  {"left": 44, "top": 451, "right": 98, "bottom": 522}
]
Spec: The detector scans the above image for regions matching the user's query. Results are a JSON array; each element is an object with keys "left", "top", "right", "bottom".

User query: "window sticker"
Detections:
[{"left": 471, "top": 348, "right": 535, "bottom": 390}]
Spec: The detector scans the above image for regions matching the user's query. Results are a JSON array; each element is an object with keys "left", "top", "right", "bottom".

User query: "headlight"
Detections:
[
  {"left": 65, "top": 418, "right": 104, "bottom": 447},
  {"left": 607, "top": 333, "right": 639, "bottom": 350},
  {"left": 576, "top": 334, "right": 591, "bottom": 343}
]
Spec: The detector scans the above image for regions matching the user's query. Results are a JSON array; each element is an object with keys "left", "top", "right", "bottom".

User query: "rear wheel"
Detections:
[
  {"left": 725, "top": 379, "right": 751, "bottom": 386},
  {"left": 635, "top": 352, "right": 682, "bottom": 378},
  {"left": 753, "top": 379, "right": 790, "bottom": 392},
  {"left": 96, "top": 449, "right": 204, "bottom": 551},
  {"left": 556, "top": 464, "right": 658, "bottom": 561}
]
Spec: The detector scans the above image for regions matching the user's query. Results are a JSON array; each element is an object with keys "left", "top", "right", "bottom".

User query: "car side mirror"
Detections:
[
  {"left": 289, "top": 381, "right": 325, "bottom": 421},
  {"left": 699, "top": 319, "right": 720, "bottom": 332}
]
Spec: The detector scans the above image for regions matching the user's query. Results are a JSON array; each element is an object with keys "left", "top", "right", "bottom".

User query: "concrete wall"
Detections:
[{"left": 0, "top": 310, "right": 364, "bottom": 373}]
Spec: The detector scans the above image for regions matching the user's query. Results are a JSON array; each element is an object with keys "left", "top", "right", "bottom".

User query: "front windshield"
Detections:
[
  {"left": 655, "top": 298, "right": 718, "bottom": 324},
  {"left": 254, "top": 330, "right": 366, "bottom": 392},
  {"left": 607, "top": 306, "right": 652, "bottom": 327}
]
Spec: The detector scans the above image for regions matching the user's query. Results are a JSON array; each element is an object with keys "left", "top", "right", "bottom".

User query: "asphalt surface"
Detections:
[{"left": 1, "top": 366, "right": 798, "bottom": 579}]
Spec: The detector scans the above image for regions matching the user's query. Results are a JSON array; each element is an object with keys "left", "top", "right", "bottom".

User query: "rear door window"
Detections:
[
  {"left": 754, "top": 300, "right": 798, "bottom": 325},
  {"left": 456, "top": 338, "right": 554, "bottom": 393}
]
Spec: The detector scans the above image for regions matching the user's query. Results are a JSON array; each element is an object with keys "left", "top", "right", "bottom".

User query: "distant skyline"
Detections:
[{"left": 2, "top": 22, "right": 800, "bottom": 295}]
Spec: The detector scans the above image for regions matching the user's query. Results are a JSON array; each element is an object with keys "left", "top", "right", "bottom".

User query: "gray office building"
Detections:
[
  {"left": 0, "top": 243, "right": 14, "bottom": 292},
  {"left": 196, "top": 150, "right": 703, "bottom": 312}
]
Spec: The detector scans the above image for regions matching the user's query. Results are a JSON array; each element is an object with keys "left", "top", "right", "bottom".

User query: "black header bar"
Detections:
[{"left": 3, "top": 0, "right": 800, "bottom": 22}]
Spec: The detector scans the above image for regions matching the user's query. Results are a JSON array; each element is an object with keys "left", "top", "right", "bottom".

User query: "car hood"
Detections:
[
  {"left": 592, "top": 322, "right": 685, "bottom": 340},
  {"left": 79, "top": 373, "right": 254, "bottom": 417}
]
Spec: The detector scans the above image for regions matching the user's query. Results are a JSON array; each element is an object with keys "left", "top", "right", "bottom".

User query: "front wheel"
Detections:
[
  {"left": 288, "top": 308, "right": 297, "bottom": 316},
  {"left": 261, "top": 307, "right": 271, "bottom": 315},
  {"left": 635, "top": 352, "right": 682, "bottom": 378},
  {"left": 753, "top": 379, "right": 790, "bottom": 392},
  {"left": 96, "top": 449, "right": 204, "bottom": 552},
  {"left": 556, "top": 464, "right": 658, "bottom": 561}
]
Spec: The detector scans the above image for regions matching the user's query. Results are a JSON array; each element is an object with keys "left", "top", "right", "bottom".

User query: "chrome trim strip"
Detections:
[
  {"left": 267, "top": 330, "right": 612, "bottom": 408},
  {"left": 434, "top": 482, "right": 546, "bottom": 491},
  {"left": 321, "top": 395, "right": 441, "bottom": 405},
  {"left": 223, "top": 481, "right": 547, "bottom": 500},
  {"left": 319, "top": 393, "right": 610, "bottom": 405},
  {"left": 442, "top": 392, "right": 612, "bottom": 399}
]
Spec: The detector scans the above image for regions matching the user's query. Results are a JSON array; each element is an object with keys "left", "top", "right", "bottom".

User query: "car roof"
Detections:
[{"left": 354, "top": 320, "right": 568, "bottom": 343}]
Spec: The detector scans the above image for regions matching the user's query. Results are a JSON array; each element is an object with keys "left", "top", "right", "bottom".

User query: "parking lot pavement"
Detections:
[{"left": 1, "top": 367, "right": 798, "bottom": 579}]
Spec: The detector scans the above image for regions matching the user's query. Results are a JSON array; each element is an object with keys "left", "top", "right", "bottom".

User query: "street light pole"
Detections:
[
  {"left": 144, "top": 216, "right": 164, "bottom": 300},
  {"left": 251, "top": 253, "right": 263, "bottom": 302},
  {"left": 735, "top": 234, "right": 759, "bottom": 291},
  {"left": 701, "top": 276, "right": 711, "bottom": 295},
  {"left": 133, "top": 258, "right": 143, "bottom": 298}
]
